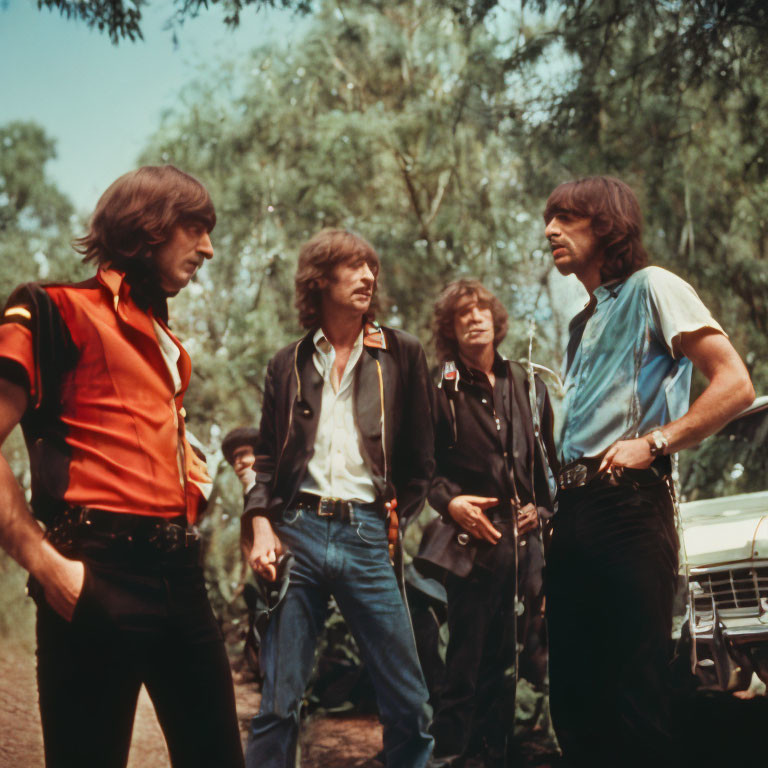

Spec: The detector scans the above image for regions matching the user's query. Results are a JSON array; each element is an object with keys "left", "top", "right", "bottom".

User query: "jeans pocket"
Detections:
[
  {"left": 354, "top": 519, "right": 388, "bottom": 546},
  {"left": 280, "top": 507, "right": 303, "bottom": 526}
]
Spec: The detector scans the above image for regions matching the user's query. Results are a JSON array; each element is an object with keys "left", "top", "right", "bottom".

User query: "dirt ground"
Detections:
[
  {"left": 0, "top": 628, "right": 557, "bottom": 768},
  {"left": 0, "top": 634, "right": 384, "bottom": 768}
]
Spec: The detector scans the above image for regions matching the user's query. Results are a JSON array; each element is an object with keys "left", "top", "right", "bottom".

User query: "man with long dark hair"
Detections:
[
  {"left": 0, "top": 165, "right": 244, "bottom": 767},
  {"left": 242, "top": 228, "right": 435, "bottom": 768},
  {"left": 543, "top": 176, "right": 755, "bottom": 766}
]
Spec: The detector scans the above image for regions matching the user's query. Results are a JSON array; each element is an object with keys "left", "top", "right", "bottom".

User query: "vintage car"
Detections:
[{"left": 677, "top": 395, "right": 768, "bottom": 690}]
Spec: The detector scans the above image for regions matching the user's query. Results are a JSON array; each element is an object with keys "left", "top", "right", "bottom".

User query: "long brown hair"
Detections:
[
  {"left": 543, "top": 176, "right": 648, "bottom": 282},
  {"left": 74, "top": 165, "right": 215, "bottom": 268},
  {"left": 432, "top": 279, "right": 508, "bottom": 362},
  {"left": 294, "top": 229, "right": 380, "bottom": 329}
]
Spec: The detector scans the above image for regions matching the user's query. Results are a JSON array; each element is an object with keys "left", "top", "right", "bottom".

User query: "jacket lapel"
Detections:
[
  {"left": 293, "top": 332, "right": 323, "bottom": 459},
  {"left": 354, "top": 346, "right": 384, "bottom": 473}
]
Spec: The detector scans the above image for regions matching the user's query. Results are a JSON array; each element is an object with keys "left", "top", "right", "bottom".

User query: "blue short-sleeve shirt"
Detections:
[{"left": 559, "top": 266, "right": 724, "bottom": 464}]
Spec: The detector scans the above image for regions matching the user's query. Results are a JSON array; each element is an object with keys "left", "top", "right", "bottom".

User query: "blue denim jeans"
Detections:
[{"left": 245, "top": 504, "right": 433, "bottom": 768}]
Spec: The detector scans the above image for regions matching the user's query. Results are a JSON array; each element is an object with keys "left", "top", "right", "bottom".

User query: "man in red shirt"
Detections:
[{"left": 0, "top": 165, "right": 244, "bottom": 768}]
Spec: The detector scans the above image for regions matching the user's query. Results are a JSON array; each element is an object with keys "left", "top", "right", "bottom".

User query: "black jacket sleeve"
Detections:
[
  {"left": 242, "top": 358, "right": 279, "bottom": 532},
  {"left": 428, "top": 384, "right": 463, "bottom": 520},
  {"left": 392, "top": 340, "right": 436, "bottom": 525}
]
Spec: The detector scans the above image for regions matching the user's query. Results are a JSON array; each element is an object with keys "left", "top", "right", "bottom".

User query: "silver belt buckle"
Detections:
[
  {"left": 560, "top": 463, "right": 588, "bottom": 489},
  {"left": 317, "top": 497, "right": 336, "bottom": 517}
]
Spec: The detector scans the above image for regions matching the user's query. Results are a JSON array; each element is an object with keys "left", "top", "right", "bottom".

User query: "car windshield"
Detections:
[{"left": 679, "top": 397, "right": 768, "bottom": 502}]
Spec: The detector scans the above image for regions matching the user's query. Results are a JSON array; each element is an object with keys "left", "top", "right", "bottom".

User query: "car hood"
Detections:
[{"left": 680, "top": 491, "right": 768, "bottom": 568}]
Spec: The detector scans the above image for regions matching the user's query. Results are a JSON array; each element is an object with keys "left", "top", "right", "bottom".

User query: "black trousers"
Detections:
[
  {"left": 546, "top": 474, "right": 679, "bottom": 768},
  {"left": 431, "top": 521, "right": 518, "bottom": 761},
  {"left": 32, "top": 537, "right": 244, "bottom": 768}
]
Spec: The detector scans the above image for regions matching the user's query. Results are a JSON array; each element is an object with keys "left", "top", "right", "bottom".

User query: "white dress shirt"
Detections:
[{"left": 300, "top": 328, "right": 376, "bottom": 503}]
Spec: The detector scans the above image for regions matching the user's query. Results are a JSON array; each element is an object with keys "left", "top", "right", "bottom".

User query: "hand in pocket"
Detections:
[{"left": 39, "top": 551, "right": 86, "bottom": 622}]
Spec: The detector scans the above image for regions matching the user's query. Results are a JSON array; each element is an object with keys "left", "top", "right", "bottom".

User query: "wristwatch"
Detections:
[{"left": 647, "top": 429, "right": 669, "bottom": 458}]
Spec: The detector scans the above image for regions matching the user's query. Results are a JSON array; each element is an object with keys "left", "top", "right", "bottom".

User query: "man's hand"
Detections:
[
  {"left": 36, "top": 547, "right": 86, "bottom": 622},
  {"left": 1, "top": 379, "right": 87, "bottom": 622},
  {"left": 516, "top": 502, "right": 539, "bottom": 535},
  {"left": 248, "top": 516, "right": 285, "bottom": 581},
  {"left": 447, "top": 495, "right": 501, "bottom": 544},
  {"left": 599, "top": 437, "right": 654, "bottom": 473}
]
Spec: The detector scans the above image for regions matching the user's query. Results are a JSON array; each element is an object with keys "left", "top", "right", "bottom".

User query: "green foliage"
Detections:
[
  {"left": 129, "top": 0, "right": 768, "bottom": 627},
  {"left": 3, "top": 0, "right": 768, "bottom": 674},
  {"left": 0, "top": 121, "right": 86, "bottom": 301},
  {"left": 0, "top": 127, "right": 86, "bottom": 614},
  {"left": 33, "top": 0, "right": 313, "bottom": 44},
  {"left": 507, "top": 0, "right": 768, "bottom": 391},
  {"left": 137, "top": 2, "right": 562, "bottom": 611}
]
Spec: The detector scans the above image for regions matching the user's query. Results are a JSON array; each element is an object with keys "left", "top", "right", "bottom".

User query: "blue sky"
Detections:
[{"left": 0, "top": 0, "right": 302, "bottom": 212}]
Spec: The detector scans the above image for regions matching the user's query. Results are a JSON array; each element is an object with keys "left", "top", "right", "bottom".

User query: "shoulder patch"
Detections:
[
  {"left": 1, "top": 296, "right": 35, "bottom": 330},
  {"left": 4, "top": 306, "right": 32, "bottom": 321}
]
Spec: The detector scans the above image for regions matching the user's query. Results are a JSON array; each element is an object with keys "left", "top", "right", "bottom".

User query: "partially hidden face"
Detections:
[
  {"left": 231, "top": 445, "right": 256, "bottom": 476},
  {"left": 453, "top": 294, "right": 495, "bottom": 354},
  {"left": 324, "top": 256, "right": 376, "bottom": 315},
  {"left": 154, "top": 220, "right": 214, "bottom": 295}
]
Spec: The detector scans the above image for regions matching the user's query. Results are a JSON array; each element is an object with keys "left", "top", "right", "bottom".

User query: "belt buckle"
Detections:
[
  {"left": 560, "top": 463, "right": 588, "bottom": 489},
  {"left": 164, "top": 523, "right": 185, "bottom": 551},
  {"left": 317, "top": 497, "right": 336, "bottom": 517},
  {"left": 149, "top": 521, "right": 184, "bottom": 552}
]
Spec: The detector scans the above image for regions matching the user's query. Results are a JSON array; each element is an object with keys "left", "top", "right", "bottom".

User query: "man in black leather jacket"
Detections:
[
  {"left": 423, "top": 279, "right": 557, "bottom": 767},
  {"left": 242, "top": 228, "right": 435, "bottom": 768}
]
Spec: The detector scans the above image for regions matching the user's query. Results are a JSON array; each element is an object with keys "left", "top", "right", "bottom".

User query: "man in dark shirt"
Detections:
[{"left": 424, "top": 279, "right": 557, "bottom": 767}]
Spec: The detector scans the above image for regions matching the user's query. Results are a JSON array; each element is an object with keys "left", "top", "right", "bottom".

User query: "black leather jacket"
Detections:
[
  {"left": 429, "top": 356, "right": 558, "bottom": 521},
  {"left": 243, "top": 324, "right": 435, "bottom": 528}
]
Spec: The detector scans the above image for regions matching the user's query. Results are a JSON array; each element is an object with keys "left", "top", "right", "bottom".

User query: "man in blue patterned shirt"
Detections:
[{"left": 542, "top": 176, "right": 754, "bottom": 767}]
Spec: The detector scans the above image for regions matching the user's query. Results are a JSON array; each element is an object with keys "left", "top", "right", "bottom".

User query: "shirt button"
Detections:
[
  {"left": 179, "top": 407, "right": 186, "bottom": 418},
  {"left": 481, "top": 398, "right": 488, "bottom": 404}
]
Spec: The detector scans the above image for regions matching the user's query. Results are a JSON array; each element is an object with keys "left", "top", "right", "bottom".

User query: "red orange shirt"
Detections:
[{"left": 0, "top": 268, "right": 208, "bottom": 521}]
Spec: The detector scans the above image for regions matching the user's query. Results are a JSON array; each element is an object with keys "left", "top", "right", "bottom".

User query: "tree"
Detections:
[
  {"left": 33, "top": 0, "right": 311, "bottom": 44},
  {"left": 0, "top": 121, "right": 84, "bottom": 638},
  {"left": 141, "top": 0, "right": 560, "bottom": 435},
  {"left": 0, "top": 121, "right": 84, "bottom": 307},
  {"left": 135, "top": 0, "right": 565, "bottom": 624},
  {"left": 512, "top": 0, "right": 768, "bottom": 376}
]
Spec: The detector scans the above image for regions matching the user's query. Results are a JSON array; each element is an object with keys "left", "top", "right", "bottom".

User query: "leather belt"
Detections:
[
  {"left": 47, "top": 506, "right": 200, "bottom": 552},
  {"left": 558, "top": 456, "right": 671, "bottom": 490},
  {"left": 557, "top": 457, "right": 604, "bottom": 489},
  {"left": 294, "top": 492, "right": 380, "bottom": 522}
]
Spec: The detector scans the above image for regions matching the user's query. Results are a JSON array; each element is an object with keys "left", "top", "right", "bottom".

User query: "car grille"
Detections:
[{"left": 692, "top": 565, "right": 768, "bottom": 614}]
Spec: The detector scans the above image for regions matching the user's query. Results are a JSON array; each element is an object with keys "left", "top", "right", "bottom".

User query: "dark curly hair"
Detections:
[
  {"left": 294, "top": 229, "right": 380, "bottom": 329},
  {"left": 432, "top": 279, "right": 508, "bottom": 362},
  {"left": 543, "top": 175, "right": 648, "bottom": 283}
]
